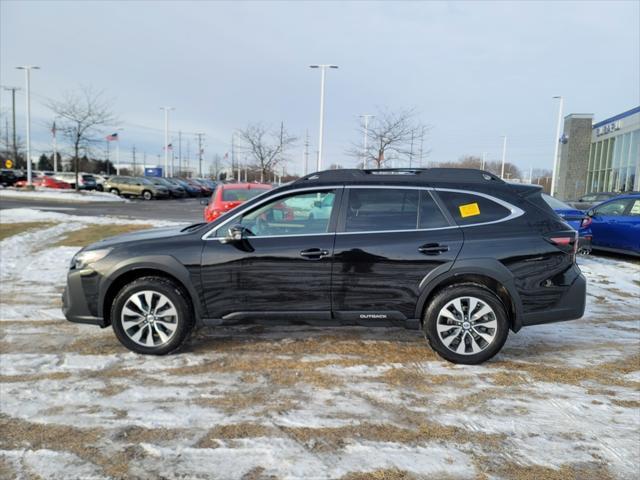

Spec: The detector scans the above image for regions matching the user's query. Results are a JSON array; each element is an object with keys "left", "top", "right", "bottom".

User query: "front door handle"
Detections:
[
  {"left": 300, "top": 248, "right": 330, "bottom": 260},
  {"left": 418, "top": 243, "right": 449, "bottom": 255}
]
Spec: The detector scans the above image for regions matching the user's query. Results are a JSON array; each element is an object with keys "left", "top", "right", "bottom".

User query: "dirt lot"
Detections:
[{"left": 1, "top": 208, "right": 638, "bottom": 479}]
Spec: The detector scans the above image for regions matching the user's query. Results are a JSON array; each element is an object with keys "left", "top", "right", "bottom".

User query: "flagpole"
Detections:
[{"left": 116, "top": 137, "right": 120, "bottom": 175}]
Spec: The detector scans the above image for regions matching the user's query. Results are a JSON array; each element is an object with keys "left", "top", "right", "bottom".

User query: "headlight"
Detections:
[{"left": 70, "top": 248, "right": 112, "bottom": 270}]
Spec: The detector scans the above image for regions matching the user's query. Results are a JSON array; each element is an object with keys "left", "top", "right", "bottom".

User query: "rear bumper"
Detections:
[
  {"left": 521, "top": 267, "right": 586, "bottom": 327},
  {"left": 62, "top": 270, "right": 107, "bottom": 328}
]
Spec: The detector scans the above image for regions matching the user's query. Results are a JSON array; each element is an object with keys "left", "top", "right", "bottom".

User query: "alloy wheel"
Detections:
[
  {"left": 436, "top": 296, "right": 498, "bottom": 355},
  {"left": 121, "top": 290, "right": 178, "bottom": 347}
]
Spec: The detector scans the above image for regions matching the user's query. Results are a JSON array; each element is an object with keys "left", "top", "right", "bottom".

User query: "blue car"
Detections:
[
  {"left": 542, "top": 194, "right": 593, "bottom": 253},
  {"left": 587, "top": 193, "right": 640, "bottom": 257}
]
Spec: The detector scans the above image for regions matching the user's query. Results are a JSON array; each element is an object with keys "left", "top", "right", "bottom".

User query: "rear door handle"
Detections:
[
  {"left": 418, "top": 243, "right": 449, "bottom": 255},
  {"left": 300, "top": 248, "right": 330, "bottom": 260}
]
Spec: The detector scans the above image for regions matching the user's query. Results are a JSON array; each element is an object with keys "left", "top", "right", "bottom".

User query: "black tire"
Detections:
[
  {"left": 96, "top": 185, "right": 104, "bottom": 192},
  {"left": 111, "top": 276, "right": 194, "bottom": 355},
  {"left": 109, "top": 188, "right": 120, "bottom": 196},
  {"left": 423, "top": 283, "right": 509, "bottom": 365},
  {"left": 142, "top": 190, "right": 153, "bottom": 200}
]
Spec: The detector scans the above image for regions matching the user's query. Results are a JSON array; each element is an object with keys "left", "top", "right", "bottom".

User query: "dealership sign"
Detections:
[{"left": 595, "top": 120, "right": 622, "bottom": 136}]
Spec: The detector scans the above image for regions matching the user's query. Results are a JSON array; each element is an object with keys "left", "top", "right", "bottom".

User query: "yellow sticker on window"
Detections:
[{"left": 459, "top": 202, "right": 480, "bottom": 218}]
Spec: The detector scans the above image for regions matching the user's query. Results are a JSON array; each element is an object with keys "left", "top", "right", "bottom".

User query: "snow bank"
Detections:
[{"left": 0, "top": 187, "right": 126, "bottom": 203}]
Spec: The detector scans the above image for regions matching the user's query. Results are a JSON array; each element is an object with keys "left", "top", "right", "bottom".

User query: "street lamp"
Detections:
[
  {"left": 114, "top": 127, "right": 124, "bottom": 175},
  {"left": 550, "top": 96, "right": 564, "bottom": 197},
  {"left": 160, "top": 106, "right": 175, "bottom": 177},
  {"left": 500, "top": 135, "right": 507, "bottom": 179},
  {"left": 16, "top": 65, "right": 40, "bottom": 186},
  {"left": 359, "top": 114, "right": 374, "bottom": 169},
  {"left": 309, "top": 64, "right": 338, "bottom": 171}
]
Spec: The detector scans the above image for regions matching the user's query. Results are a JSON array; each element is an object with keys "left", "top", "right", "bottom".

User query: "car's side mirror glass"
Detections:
[
  {"left": 313, "top": 200, "right": 322, "bottom": 208},
  {"left": 221, "top": 224, "right": 245, "bottom": 244},
  {"left": 587, "top": 209, "right": 595, "bottom": 217}
]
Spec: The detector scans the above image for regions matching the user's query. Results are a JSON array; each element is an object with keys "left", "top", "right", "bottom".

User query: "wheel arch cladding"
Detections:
[
  {"left": 101, "top": 257, "right": 202, "bottom": 326},
  {"left": 415, "top": 259, "right": 523, "bottom": 332}
]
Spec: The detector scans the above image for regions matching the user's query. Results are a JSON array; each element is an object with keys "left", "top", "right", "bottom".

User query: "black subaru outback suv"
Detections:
[{"left": 63, "top": 168, "right": 586, "bottom": 364}]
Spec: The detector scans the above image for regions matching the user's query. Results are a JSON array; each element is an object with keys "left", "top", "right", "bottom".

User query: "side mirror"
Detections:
[
  {"left": 221, "top": 224, "right": 246, "bottom": 244},
  {"left": 587, "top": 209, "right": 595, "bottom": 217},
  {"left": 200, "top": 199, "right": 209, "bottom": 206},
  {"left": 313, "top": 200, "right": 322, "bottom": 208}
]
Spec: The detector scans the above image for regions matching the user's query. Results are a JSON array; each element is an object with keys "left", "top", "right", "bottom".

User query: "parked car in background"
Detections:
[
  {"left": 197, "top": 178, "right": 218, "bottom": 191},
  {"left": 147, "top": 177, "right": 186, "bottom": 198},
  {"left": 204, "top": 182, "right": 272, "bottom": 221},
  {"left": 104, "top": 176, "right": 170, "bottom": 200},
  {"left": 569, "top": 192, "right": 618, "bottom": 211},
  {"left": 53, "top": 172, "right": 98, "bottom": 190},
  {"left": 169, "top": 178, "right": 201, "bottom": 197},
  {"left": 541, "top": 194, "right": 592, "bottom": 253},
  {"left": 14, "top": 175, "right": 71, "bottom": 189},
  {"left": 184, "top": 178, "right": 212, "bottom": 196},
  {"left": 1, "top": 169, "right": 17, "bottom": 186},
  {"left": 64, "top": 168, "right": 586, "bottom": 364},
  {"left": 587, "top": 194, "right": 640, "bottom": 257},
  {"left": 93, "top": 174, "right": 110, "bottom": 191}
]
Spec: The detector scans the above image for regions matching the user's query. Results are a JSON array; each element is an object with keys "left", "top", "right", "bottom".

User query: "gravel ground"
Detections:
[{"left": 0, "top": 209, "right": 638, "bottom": 480}]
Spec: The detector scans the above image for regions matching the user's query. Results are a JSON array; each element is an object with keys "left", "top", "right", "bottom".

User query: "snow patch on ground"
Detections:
[{"left": 0, "top": 187, "right": 126, "bottom": 203}]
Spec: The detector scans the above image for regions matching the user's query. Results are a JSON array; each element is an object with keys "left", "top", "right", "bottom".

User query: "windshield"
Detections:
[
  {"left": 542, "top": 193, "right": 572, "bottom": 210},
  {"left": 222, "top": 187, "right": 271, "bottom": 202}
]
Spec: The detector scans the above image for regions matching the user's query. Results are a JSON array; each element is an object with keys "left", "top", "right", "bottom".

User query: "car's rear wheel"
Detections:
[
  {"left": 111, "top": 276, "right": 193, "bottom": 355},
  {"left": 96, "top": 185, "right": 104, "bottom": 192},
  {"left": 142, "top": 190, "right": 153, "bottom": 200},
  {"left": 109, "top": 188, "right": 120, "bottom": 196},
  {"left": 423, "top": 283, "right": 509, "bottom": 365}
]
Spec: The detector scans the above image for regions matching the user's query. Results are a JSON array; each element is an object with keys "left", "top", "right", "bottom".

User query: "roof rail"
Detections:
[{"left": 296, "top": 168, "right": 504, "bottom": 184}]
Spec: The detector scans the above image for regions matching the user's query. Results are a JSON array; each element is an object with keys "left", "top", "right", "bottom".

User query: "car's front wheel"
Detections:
[
  {"left": 111, "top": 276, "right": 193, "bottom": 355},
  {"left": 109, "top": 188, "right": 120, "bottom": 196},
  {"left": 142, "top": 190, "right": 153, "bottom": 200},
  {"left": 423, "top": 283, "right": 509, "bottom": 365}
]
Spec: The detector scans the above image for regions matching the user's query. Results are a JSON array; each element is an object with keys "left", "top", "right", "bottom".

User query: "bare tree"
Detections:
[
  {"left": 348, "top": 108, "right": 430, "bottom": 168},
  {"left": 47, "top": 86, "right": 116, "bottom": 190},
  {"left": 236, "top": 123, "right": 296, "bottom": 182}
]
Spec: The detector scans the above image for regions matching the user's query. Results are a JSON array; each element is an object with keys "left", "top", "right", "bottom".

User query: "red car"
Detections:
[
  {"left": 204, "top": 183, "right": 272, "bottom": 222},
  {"left": 15, "top": 176, "right": 72, "bottom": 189}
]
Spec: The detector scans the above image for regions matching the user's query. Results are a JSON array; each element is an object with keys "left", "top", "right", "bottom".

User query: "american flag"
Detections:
[
  {"left": 164, "top": 143, "right": 173, "bottom": 151},
  {"left": 106, "top": 133, "right": 119, "bottom": 141}
]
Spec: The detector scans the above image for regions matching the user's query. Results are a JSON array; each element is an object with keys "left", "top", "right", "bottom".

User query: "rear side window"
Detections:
[
  {"left": 419, "top": 191, "right": 449, "bottom": 228},
  {"left": 436, "top": 190, "right": 511, "bottom": 225},
  {"left": 345, "top": 188, "right": 418, "bottom": 232}
]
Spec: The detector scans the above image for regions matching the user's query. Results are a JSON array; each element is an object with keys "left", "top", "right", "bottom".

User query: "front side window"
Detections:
[
  {"left": 595, "top": 199, "right": 630, "bottom": 216},
  {"left": 437, "top": 190, "right": 511, "bottom": 226},
  {"left": 345, "top": 188, "right": 419, "bottom": 232},
  {"left": 220, "top": 190, "right": 336, "bottom": 237}
]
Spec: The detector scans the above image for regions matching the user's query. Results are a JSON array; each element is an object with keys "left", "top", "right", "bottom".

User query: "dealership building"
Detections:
[{"left": 554, "top": 106, "right": 639, "bottom": 201}]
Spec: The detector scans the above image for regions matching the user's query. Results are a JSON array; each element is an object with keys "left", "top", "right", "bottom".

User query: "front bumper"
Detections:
[
  {"left": 62, "top": 269, "right": 107, "bottom": 327},
  {"left": 521, "top": 266, "right": 586, "bottom": 327}
]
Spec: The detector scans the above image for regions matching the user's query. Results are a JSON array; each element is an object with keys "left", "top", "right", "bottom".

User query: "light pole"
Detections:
[
  {"left": 309, "top": 64, "right": 338, "bottom": 171},
  {"left": 16, "top": 66, "right": 39, "bottom": 186},
  {"left": 550, "top": 96, "right": 564, "bottom": 197},
  {"left": 360, "top": 114, "right": 374, "bottom": 169},
  {"left": 160, "top": 106, "right": 174, "bottom": 177},
  {"left": 3, "top": 86, "right": 20, "bottom": 164},
  {"left": 500, "top": 135, "right": 507, "bottom": 179},
  {"left": 115, "top": 127, "right": 123, "bottom": 175}
]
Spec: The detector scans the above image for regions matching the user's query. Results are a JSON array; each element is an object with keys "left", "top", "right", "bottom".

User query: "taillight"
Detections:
[
  {"left": 546, "top": 232, "right": 579, "bottom": 261},
  {"left": 580, "top": 217, "right": 592, "bottom": 229}
]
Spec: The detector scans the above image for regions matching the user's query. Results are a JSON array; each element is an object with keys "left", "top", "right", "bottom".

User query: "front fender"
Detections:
[
  {"left": 414, "top": 258, "right": 524, "bottom": 331},
  {"left": 98, "top": 255, "right": 204, "bottom": 323}
]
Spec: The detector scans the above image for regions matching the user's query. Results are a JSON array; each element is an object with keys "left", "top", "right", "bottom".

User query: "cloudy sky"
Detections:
[{"left": 1, "top": 0, "right": 638, "bottom": 174}]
